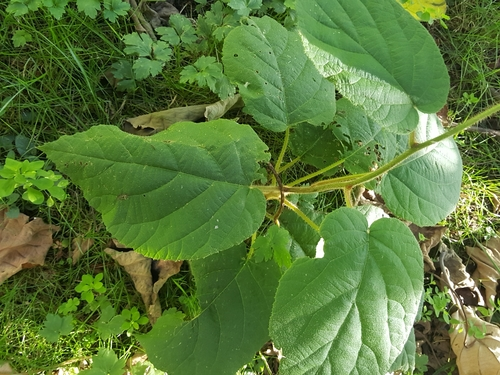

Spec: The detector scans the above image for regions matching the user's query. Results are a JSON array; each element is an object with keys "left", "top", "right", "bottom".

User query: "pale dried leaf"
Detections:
[
  {"left": 71, "top": 237, "right": 94, "bottom": 265},
  {"left": 0, "top": 209, "right": 60, "bottom": 284},
  {"left": 467, "top": 237, "right": 500, "bottom": 309},
  {"left": 124, "top": 105, "right": 207, "bottom": 135},
  {"left": 450, "top": 306, "right": 500, "bottom": 375},
  {"left": 204, "top": 94, "right": 243, "bottom": 121},
  {"left": 104, "top": 248, "right": 181, "bottom": 322},
  {"left": 104, "top": 248, "right": 153, "bottom": 307}
]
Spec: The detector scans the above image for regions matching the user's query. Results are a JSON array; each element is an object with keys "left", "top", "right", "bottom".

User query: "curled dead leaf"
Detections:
[
  {"left": 467, "top": 237, "right": 500, "bottom": 309},
  {"left": 0, "top": 209, "right": 59, "bottom": 284},
  {"left": 104, "top": 247, "right": 182, "bottom": 323},
  {"left": 124, "top": 95, "right": 243, "bottom": 135},
  {"left": 450, "top": 306, "right": 500, "bottom": 375}
]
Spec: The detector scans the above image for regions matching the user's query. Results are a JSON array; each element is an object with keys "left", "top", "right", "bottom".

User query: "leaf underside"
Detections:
[
  {"left": 296, "top": 0, "right": 449, "bottom": 132},
  {"left": 40, "top": 121, "right": 269, "bottom": 260},
  {"left": 270, "top": 208, "right": 423, "bottom": 375},
  {"left": 139, "top": 244, "right": 281, "bottom": 375},
  {"left": 380, "top": 112, "right": 463, "bottom": 226}
]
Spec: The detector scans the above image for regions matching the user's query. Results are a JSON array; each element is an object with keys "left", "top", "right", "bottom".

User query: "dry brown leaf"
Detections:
[
  {"left": 149, "top": 259, "right": 182, "bottom": 323},
  {"left": 409, "top": 224, "right": 447, "bottom": 271},
  {"left": 124, "top": 104, "right": 208, "bottom": 135},
  {"left": 124, "top": 96, "right": 243, "bottom": 136},
  {"left": 0, "top": 209, "right": 60, "bottom": 284},
  {"left": 450, "top": 306, "right": 500, "bottom": 375},
  {"left": 467, "top": 237, "right": 500, "bottom": 309},
  {"left": 71, "top": 237, "right": 94, "bottom": 264},
  {"left": 104, "top": 248, "right": 182, "bottom": 323}
]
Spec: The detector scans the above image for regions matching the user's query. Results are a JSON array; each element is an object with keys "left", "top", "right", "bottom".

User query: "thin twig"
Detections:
[{"left": 127, "top": 0, "right": 157, "bottom": 41}]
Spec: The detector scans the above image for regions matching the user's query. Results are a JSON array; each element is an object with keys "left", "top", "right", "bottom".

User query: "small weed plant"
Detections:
[
  {"left": 39, "top": 272, "right": 149, "bottom": 373},
  {"left": 14, "top": 0, "right": 498, "bottom": 374}
]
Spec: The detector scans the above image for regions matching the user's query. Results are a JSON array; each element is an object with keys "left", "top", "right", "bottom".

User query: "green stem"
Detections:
[
  {"left": 284, "top": 199, "right": 320, "bottom": 232},
  {"left": 288, "top": 158, "right": 346, "bottom": 187},
  {"left": 254, "top": 103, "right": 500, "bottom": 196},
  {"left": 279, "top": 155, "right": 301, "bottom": 174},
  {"left": 275, "top": 128, "right": 290, "bottom": 173}
]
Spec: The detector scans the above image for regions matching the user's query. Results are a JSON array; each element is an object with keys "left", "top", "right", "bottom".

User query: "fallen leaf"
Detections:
[
  {"left": 204, "top": 94, "right": 243, "bottom": 121},
  {"left": 143, "top": 1, "right": 179, "bottom": 28},
  {"left": 439, "top": 243, "right": 484, "bottom": 307},
  {"left": 124, "top": 96, "right": 243, "bottom": 135},
  {"left": 0, "top": 209, "right": 60, "bottom": 284},
  {"left": 409, "top": 224, "right": 447, "bottom": 271},
  {"left": 71, "top": 237, "right": 94, "bottom": 264},
  {"left": 450, "top": 306, "right": 500, "bottom": 375},
  {"left": 104, "top": 247, "right": 182, "bottom": 322},
  {"left": 124, "top": 104, "right": 208, "bottom": 135},
  {"left": 467, "top": 237, "right": 500, "bottom": 309}
]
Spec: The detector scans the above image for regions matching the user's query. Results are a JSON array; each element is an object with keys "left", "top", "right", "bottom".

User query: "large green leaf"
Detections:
[
  {"left": 139, "top": 244, "right": 281, "bottom": 375},
  {"left": 40, "top": 121, "right": 269, "bottom": 260},
  {"left": 270, "top": 208, "right": 423, "bottom": 374},
  {"left": 379, "top": 112, "right": 462, "bottom": 226},
  {"left": 296, "top": 0, "right": 449, "bottom": 132},
  {"left": 222, "top": 16, "right": 336, "bottom": 132}
]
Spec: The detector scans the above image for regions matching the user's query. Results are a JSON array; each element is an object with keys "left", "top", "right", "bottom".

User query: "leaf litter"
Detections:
[
  {"left": 0, "top": 208, "right": 59, "bottom": 284},
  {"left": 417, "top": 239, "right": 500, "bottom": 375},
  {"left": 104, "top": 240, "right": 182, "bottom": 323}
]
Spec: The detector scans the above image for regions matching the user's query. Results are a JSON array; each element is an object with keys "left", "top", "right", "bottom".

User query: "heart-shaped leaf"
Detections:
[{"left": 270, "top": 208, "right": 423, "bottom": 374}]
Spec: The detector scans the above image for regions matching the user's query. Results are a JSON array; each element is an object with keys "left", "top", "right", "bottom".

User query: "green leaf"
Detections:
[
  {"left": 76, "top": 0, "right": 100, "bottom": 18},
  {"left": 123, "top": 33, "right": 153, "bottom": 57},
  {"left": 81, "top": 348, "right": 126, "bottom": 375},
  {"left": 169, "top": 14, "right": 198, "bottom": 45},
  {"left": 156, "top": 26, "right": 181, "bottom": 46},
  {"left": 228, "top": 0, "right": 262, "bottom": 16},
  {"left": 39, "top": 313, "right": 74, "bottom": 343},
  {"left": 389, "top": 329, "right": 416, "bottom": 373},
  {"left": 289, "top": 122, "right": 344, "bottom": 175},
  {"left": 296, "top": 0, "right": 449, "bottom": 132},
  {"left": 12, "top": 30, "right": 33, "bottom": 47},
  {"left": 254, "top": 225, "right": 292, "bottom": 268},
  {"left": 153, "top": 41, "right": 172, "bottom": 62},
  {"left": 222, "top": 16, "right": 336, "bottom": 132},
  {"left": 132, "top": 58, "right": 164, "bottom": 80},
  {"left": 103, "top": 0, "right": 130, "bottom": 22},
  {"left": 270, "top": 208, "right": 423, "bottom": 374},
  {"left": 139, "top": 244, "right": 281, "bottom": 375},
  {"left": 40, "top": 121, "right": 269, "bottom": 260},
  {"left": 22, "top": 186, "right": 44, "bottom": 204},
  {"left": 6, "top": 0, "right": 41, "bottom": 15},
  {"left": 93, "top": 305, "right": 126, "bottom": 339},
  {"left": 379, "top": 112, "right": 462, "bottom": 225},
  {"left": 42, "top": 0, "right": 68, "bottom": 19},
  {"left": 0, "top": 179, "right": 17, "bottom": 198}
]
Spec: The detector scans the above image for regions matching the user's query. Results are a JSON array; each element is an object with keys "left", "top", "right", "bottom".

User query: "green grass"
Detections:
[{"left": 1, "top": 0, "right": 500, "bottom": 374}]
